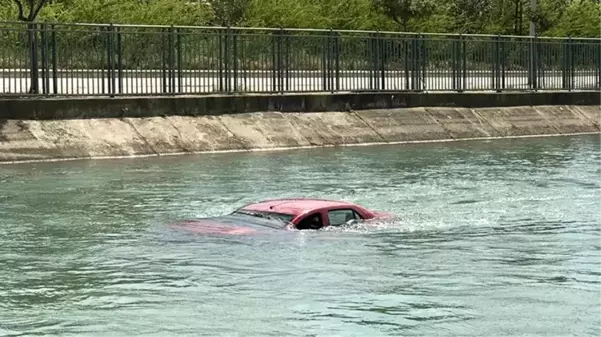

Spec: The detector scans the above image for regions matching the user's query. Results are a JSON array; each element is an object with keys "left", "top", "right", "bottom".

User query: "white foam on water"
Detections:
[{"left": 319, "top": 215, "right": 455, "bottom": 235}]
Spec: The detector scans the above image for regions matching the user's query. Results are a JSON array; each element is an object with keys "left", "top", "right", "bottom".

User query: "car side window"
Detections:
[
  {"left": 328, "top": 209, "right": 361, "bottom": 226},
  {"left": 296, "top": 213, "right": 324, "bottom": 230}
]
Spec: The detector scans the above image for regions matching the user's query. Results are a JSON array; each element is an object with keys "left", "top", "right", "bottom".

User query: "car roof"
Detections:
[{"left": 239, "top": 198, "right": 357, "bottom": 217}]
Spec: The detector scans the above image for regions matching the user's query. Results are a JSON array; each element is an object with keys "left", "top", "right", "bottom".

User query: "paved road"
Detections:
[{"left": 0, "top": 72, "right": 598, "bottom": 95}]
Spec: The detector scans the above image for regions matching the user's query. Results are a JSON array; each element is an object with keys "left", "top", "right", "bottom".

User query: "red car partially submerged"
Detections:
[{"left": 171, "top": 198, "right": 393, "bottom": 235}]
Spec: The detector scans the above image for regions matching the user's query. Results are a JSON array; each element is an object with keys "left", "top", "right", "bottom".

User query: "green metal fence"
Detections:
[{"left": 0, "top": 21, "right": 599, "bottom": 97}]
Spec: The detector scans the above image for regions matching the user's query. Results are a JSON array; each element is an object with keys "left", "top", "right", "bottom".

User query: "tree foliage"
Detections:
[
  {"left": 0, "top": 0, "right": 598, "bottom": 37},
  {"left": 372, "top": 0, "right": 436, "bottom": 31},
  {"left": 207, "top": 0, "right": 250, "bottom": 26}
]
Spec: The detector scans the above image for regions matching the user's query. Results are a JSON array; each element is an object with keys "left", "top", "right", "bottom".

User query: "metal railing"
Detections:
[{"left": 0, "top": 21, "right": 600, "bottom": 97}]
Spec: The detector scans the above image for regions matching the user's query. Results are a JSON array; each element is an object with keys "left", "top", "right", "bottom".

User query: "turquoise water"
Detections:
[{"left": 1, "top": 135, "right": 600, "bottom": 336}]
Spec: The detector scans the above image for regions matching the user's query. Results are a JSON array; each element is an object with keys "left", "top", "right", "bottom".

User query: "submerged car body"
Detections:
[{"left": 170, "top": 198, "right": 393, "bottom": 235}]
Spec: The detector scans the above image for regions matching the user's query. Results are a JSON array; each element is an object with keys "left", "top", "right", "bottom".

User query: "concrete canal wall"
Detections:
[{"left": 0, "top": 91, "right": 599, "bottom": 163}]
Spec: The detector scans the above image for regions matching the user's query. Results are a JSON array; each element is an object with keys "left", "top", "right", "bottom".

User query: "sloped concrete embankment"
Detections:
[{"left": 1, "top": 105, "right": 599, "bottom": 163}]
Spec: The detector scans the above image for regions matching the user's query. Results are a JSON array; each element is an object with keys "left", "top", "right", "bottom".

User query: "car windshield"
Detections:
[{"left": 232, "top": 210, "right": 294, "bottom": 227}]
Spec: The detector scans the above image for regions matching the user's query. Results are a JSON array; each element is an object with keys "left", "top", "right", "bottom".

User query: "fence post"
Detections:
[
  {"left": 569, "top": 36, "right": 574, "bottom": 91},
  {"left": 107, "top": 24, "right": 116, "bottom": 97},
  {"left": 232, "top": 29, "right": 238, "bottom": 93},
  {"left": 404, "top": 37, "right": 409, "bottom": 90},
  {"left": 161, "top": 27, "right": 167, "bottom": 94},
  {"left": 326, "top": 29, "right": 330, "bottom": 92},
  {"left": 322, "top": 32, "right": 327, "bottom": 91},
  {"left": 271, "top": 29, "right": 278, "bottom": 93},
  {"left": 40, "top": 23, "right": 48, "bottom": 95},
  {"left": 280, "top": 29, "right": 286, "bottom": 93},
  {"left": 415, "top": 33, "right": 423, "bottom": 91},
  {"left": 380, "top": 32, "right": 386, "bottom": 91},
  {"left": 224, "top": 27, "right": 231, "bottom": 93},
  {"left": 176, "top": 28, "right": 182, "bottom": 94},
  {"left": 116, "top": 26, "right": 123, "bottom": 95},
  {"left": 284, "top": 31, "right": 290, "bottom": 92},
  {"left": 410, "top": 34, "right": 417, "bottom": 91},
  {"left": 330, "top": 29, "right": 336, "bottom": 93},
  {"left": 452, "top": 34, "right": 465, "bottom": 92},
  {"left": 500, "top": 36, "right": 506, "bottom": 90},
  {"left": 563, "top": 37, "right": 570, "bottom": 90},
  {"left": 493, "top": 35, "right": 500, "bottom": 92},
  {"left": 461, "top": 34, "right": 466, "bottom": 92},
  {"left": 537, "top": 39, "right": 543, "bottom": 90},
  {"left": 420, "top": 33, "right": 426, "bottom": 91},
  {"left": 597, "top": 40, "right": 601, "bottom": 89},
  {"left": 217, "top": 29, "right": 222, "bottom": 93},
  {"left": 452, "top": 35, "right": 457, "bottom": 91},
  {"left": 529, "top": 35, "right": 538, "bottom": 90},
  {"left": 223, "top": 27, "right": 231, "bottom": 93},
  {"left": 365, "top": 32, "right": 372, "bottom": 91},
  {"left": 334, "top": 30, "right": 340, "bottom": 92},
  {"left": 168, "top": 26, "right": 175, "bottom": 94},
  {"left": 51, "top": 24, "right": 57, "bottom": 95}
]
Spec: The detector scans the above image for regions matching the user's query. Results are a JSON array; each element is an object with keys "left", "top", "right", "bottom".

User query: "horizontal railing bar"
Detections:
[{"left": 0, "top": 20, "right": 599, "bottom": 41}]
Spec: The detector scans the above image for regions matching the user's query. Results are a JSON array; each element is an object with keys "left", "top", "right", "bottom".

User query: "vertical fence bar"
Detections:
[
  {"left": 334, "top": 31, "right": 340, "bottom": 92},
  {"left": 597, "top": 40, "right": 601, "bottom": 89},
  {"left": 51, "top": 24, "right": 57, "bottom": 95},
  {"left": 420, "top": 34, "right": 426, "bottom": 91},
  {"left": 232, "top": 30, "right": 238, "bottom": 93},
  {"left": 537, "top": 39, "right": 544, "bottom": 89},
  {"left": 161, "top": 28, "right": 167, "bottom": 94},
  {"left": 280, "top": 29, "right": 285, "bottom": 93},
  {"left": 380, "top": 33, "right": 386, "bottom": 91},
  {"left": 501, "top": 36, "right": 506, "bottom": 90},
  {"left": 101, "top": 26, "right": 106, "bottom": 95},
  {"left": 271, "top": 30, "right": 277, "bottom": 93},
  {"left": 452, "top": 36, "right": 457, "bottom": 91},
  {"left": 284, "top": 32, "right": 290, "bottom": 92},
  {"left": 367, "top": 32, "right": 372, "bottom": 91},
  {"left": 461, "top": 35, "right": 466, "bottom": 92},
  {"left": 116, "top": 26, "right": 123, "bottom": 95},
  {"left": 224, "top": 28, "right": 230, "bottom": 93},
  {"left": 111, "top": 25, "right": 116, "bottom": 97},
  {"left": 40, "top": 24, "right": 48, "bottom": 95},
  {"left": 44, "top": 24, "right": 50, "bottom": 95},
  {"left": 168, "top": 26, "right": 175, "bottom": 94},
  {"left": 176, "top": 28, "right": 182, "bottom": 94},
  {"left": 410, "top": 35, "right": 416, "bottom": 91},
  {"left": 493, "top": 35, "right": 500, "bottom": 92},
  {"left": 327, "top": 29, "right": 333, "bottom": 93},
  {"left": 218, "top": 29, "right": 224, "bottom": 93},
  {"left": 328, "top": 31, "right": 332, "bottom": 92},
  {"left": 531, "top": 36, "right": 538, "bottom": 90},
  {"left": 107, "top": 24, "right": 115, "bottom": 97},
  {"left": 528, "top": 36, "right": 533, "bottom": 89},
  {"left": 403, "top": 38, "right": 409, "bottom": 90},
  {"left": 321, "top": 34, "right": 329, "bottom": 91},
  {"left": 417, "top": 34, "right": 422, "bottom": 91},
  {"left": 377, "top": 32, "right": 382, "bottom": 91},
  {"left": 569, "top": 37, "right": 574, "bottom": 91},
  {"left": 564, "top": 37, "right": 570, "bottom": 91}
]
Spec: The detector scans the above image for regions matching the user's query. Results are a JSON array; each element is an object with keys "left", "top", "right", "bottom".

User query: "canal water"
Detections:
[{"left": 1, "top": 134, "right": 599, "bottom": 337}]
